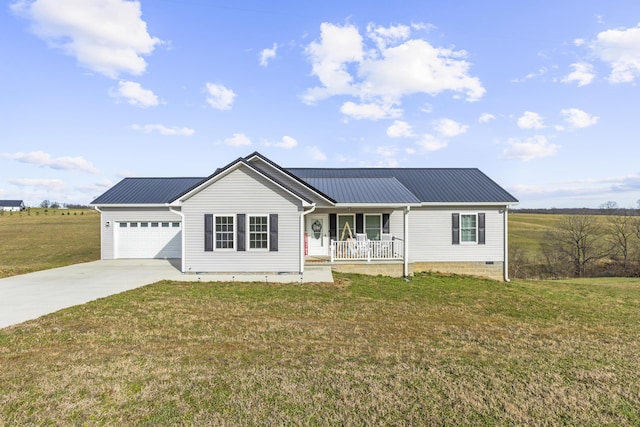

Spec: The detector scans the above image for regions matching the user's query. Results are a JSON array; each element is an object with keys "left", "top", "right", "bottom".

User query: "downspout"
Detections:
[
  {"left": 169, "top": 207, "right": 185, "bottom": 273},
  {"left": 300, "top": 204, "right": 317, "bottom": 274},
  {"left": 404, "top": 206, "right": 410, "bottom": 278},
  {"left": 503, "top": 206, "right": 510, "bottom": 282}
]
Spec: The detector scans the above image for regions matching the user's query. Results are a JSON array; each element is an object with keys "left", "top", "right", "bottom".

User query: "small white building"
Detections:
[{"left": 0, "top": 200, "right": 25, "bottom": 212}]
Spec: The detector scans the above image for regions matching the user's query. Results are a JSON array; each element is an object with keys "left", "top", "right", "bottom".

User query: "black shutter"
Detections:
[
  {"left": 382, "top": 213, "right": 390, "bottom": 234},
  {"left": 478, "top": 213, "right": 486, "bottom": 245},
  {"left": 237, "top": 214, "right": 246, "bottom": 251},
  {"left": 452, "top": 213, "right": 460, "bottom": 245},
  {"left": 204, "top": 214, "right": 213, "bottom": 251},
  {"left": 269, "top": 214, "right": 278, "bottom": 252},
  {"left": 329, "top": 214, "right": 337, "bottom": 241},
  {"left": 356, "top": 213, "right": 364, "bottom": 234}
]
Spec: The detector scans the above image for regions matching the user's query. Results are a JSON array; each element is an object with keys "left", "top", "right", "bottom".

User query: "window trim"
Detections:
[
  {"left": 248, "top": 214, "right": 269, "bottom": 251},
  {"left": 460, "top": 213, "right": 478, "bottom": 244},
  {"left": 215, "top": 215, "right": 235, "bottom": 250}
]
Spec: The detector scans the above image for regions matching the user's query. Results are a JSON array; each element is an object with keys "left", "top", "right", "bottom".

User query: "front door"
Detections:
[{"left": 307, "top": 214, "right": 329, "bottom": 256}]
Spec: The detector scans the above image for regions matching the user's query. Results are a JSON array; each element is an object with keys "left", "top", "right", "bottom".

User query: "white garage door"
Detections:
[{"left": 116, "top": 221, "right": 182, "bottom": 259}]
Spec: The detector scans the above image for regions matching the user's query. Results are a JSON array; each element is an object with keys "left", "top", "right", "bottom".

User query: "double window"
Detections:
[{"left": 205, "top": 214, "right": 278, "bottom": 252}]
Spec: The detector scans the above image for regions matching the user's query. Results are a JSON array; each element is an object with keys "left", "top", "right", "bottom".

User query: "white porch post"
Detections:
[
  {"left": 300, "top": 204, "right": 316, "bottom": 274},
  {"left": 404, "top": 206, "right": 410, "bottom": 277}
]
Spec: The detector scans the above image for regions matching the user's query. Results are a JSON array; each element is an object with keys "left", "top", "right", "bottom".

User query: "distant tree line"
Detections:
[
  {"left": 38, "top": 200, "right": 91, "bottom": 209},
  {"left": 511, "top": 202, "right": 640, "bottom": 279}
]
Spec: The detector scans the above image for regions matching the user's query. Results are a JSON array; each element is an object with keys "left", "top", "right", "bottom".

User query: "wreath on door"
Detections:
[{"left": 311, "top": 219, "right": 322, "bottom": 239}]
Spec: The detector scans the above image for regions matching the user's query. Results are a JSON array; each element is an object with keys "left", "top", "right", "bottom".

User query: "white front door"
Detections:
[{"left": 307, "top": 214, "right": 329, "bottom": 256}]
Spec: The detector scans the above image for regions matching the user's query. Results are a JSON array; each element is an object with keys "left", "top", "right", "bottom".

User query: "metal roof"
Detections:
[
  {"left": 90, "top": 178, "right": 204, "bottom": 205},
  {"left": 303, "top": 177, "right": 420, "bottom": 203},
  {"left": 91, "top": 154, "right": 518, "bottom": 206},
  {"left": 288, "top": 168, "right": 518, "bottom": 204}
]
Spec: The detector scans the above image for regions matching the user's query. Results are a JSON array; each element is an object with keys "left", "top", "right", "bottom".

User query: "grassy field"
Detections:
[
  {"left": 1, "top": 273, "right": 639, "bottom": 425},
  {"left": 1, "top": 211, "right": 639, "bottom": 423},
  {"left": 0, "top": 209, "right": 100, "bottom": 278}
]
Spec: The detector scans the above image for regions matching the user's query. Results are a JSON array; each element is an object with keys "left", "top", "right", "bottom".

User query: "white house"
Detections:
[
  {"left": 0, "top": 200, "right": 25, "bottom": 212},
  {"left": 90, "top": 152, "right": 518, "bottom": 280}
]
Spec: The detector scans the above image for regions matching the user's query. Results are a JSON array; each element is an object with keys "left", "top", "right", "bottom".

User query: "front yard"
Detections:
[{"left": 1, "top": 273, "right": 639, "bottom": 425}]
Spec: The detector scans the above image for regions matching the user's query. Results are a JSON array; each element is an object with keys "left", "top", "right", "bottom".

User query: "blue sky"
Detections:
[{"left": 2, "top": 0, "right": 640, "bottom": 208}]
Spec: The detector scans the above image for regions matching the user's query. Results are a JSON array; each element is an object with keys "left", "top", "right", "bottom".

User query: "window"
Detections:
[
  {"left": 365, "top": 215, "right": 381, "bottom": 240},
  {"left": 161, "top": 222, "right": 169, "bottom": 228},
  {"left": 249, "top": 216, "right": 268, "bottom": 249},
  {"left": 119, "top": 222, "right": 127, "bottom": 228},
  {"left": 141, "top": 222, "right": 148, "bottom": 228},
  {"left": 151, "top": 222, "right": 159, "bottom": 228},
  {"left": 130, "top": 222, "right": 138, "bottom": 228},
  {"left": 460, "top": 214, "right": 477, "bottom": 243},
  {"left": 172, "top": 222, "right": 180, "bottom": 228},
  {"left": 215, "top": 216, "right": 234, "bottom": 249}
]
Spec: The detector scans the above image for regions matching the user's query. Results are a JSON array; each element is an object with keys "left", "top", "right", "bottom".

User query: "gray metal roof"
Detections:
[
  {"left": 288, "top": 168, "right": 518, "bottom": 204},
  {"left": 303, "top": 177, "right": 420, "bottom": 203},
  {"left": 91, "top": 155, "right": 518, "bottom": 206},
  {"left": 91, "top": 178, "right": 204, "bottom": 204}
]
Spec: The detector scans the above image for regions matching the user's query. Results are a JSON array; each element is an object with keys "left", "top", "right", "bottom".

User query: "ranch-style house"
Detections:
[{"left": 91, "top": 152, "right": 518, "bottom": 280}]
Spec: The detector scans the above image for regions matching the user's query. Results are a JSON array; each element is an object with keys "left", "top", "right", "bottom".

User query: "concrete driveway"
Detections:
[{"left": 0, "top": 259, "right": 333, "bottom": 329}]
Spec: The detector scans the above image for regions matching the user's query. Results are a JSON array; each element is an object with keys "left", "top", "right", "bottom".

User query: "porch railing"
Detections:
[{"left": 330, "top": 237, "right": 404, "bottom": 262}]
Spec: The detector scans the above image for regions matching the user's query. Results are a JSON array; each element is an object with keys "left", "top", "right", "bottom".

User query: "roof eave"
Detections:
[
  {"left": 89, "top": 203, "right": 173, "bottom": 208},
  {"left": 334, "top": 202, "right": 422, "bottom": 208},
  {"left": 419, "top": 201, "right": 520, "bottom": 207}
]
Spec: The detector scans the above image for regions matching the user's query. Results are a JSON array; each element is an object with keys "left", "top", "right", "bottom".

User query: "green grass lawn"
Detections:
[
  {"left": 0, "top": 209, "right": 100, "bottom": 278},
  {"left": 1, "top": 273, "right": 639, "bottom": 425}
]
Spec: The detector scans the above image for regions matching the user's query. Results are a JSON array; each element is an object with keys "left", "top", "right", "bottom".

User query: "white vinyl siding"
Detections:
[
  {"left": 181, "top": 166, "right": 302, "bottom": 273},
  {"left": 409, "top": 207, "right": 504, "bottom": 262}
]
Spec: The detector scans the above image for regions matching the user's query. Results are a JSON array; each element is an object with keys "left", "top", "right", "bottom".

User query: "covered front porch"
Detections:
[{"left": 304, "top": 209, "right": 409, "bottom": 266}]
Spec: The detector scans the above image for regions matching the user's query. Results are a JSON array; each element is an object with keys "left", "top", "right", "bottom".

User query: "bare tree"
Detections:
[
  {"left": 607, "top": 213, "right": 638, "bottom": 275},
  {"left": 543, "top": 215, "right": 612, "bottom": 277}
]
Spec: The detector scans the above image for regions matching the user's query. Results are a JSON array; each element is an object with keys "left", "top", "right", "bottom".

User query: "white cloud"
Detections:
[
  {"left": 366, "top": 23, "right": 410, "bottom": 49},
  {"left": 303, "top": 22, "right": 485, "bottom": 111},
  {"left": 512, "top": 67, "right": 547, "bottom": 83},
  {"left": 561, "top": 108, "right": 599, "bottom": 128},
  {"left": 562, "top": 62, "right": 595, "bottom": 87},
  {"left": 224, "top": 133, "right": 252, "bottom": 147},
  {"left": 340, "top": 101, "right": 402, "bottom": 120},
  {"left": 131, "top": 124, "right": 195, "bottom": 136},
  {"left": 205, "top": 83, "right": 236, "bottom": 110},
  {"left": 517, "top": 111, "right": 545, "bottom": 129},
  {"left": 478, "top": 113, "right": 495, "bottom": 123},
  {"left": 386, "top": 120, "right": 414, "bottom": 138},
  {"left": 435, "top": 118, "right": 468, "bottom": 137},
  {"left": 259, "top": 43, "right": 277, "bottom": 67},
  {"left": 11, "top": 0, "right": 161, "bottom": 78},
  {"left": 591, "top": 24, "right": 640, "bottom": 83},
  {"left": 303, "top": 22, "right": 364, "bottom": 103},
  {"left": 111, "top": 81, "right": 158, "bottom": 107},
  {"left": 273, "top": 135, "right": 297, "bottom": 149},
  {"left": 310, "top": 146, "right": 327, "bottom": 161},
  {"left": 373, "top": 146, "right": 399, "bottom": 167},
  {"left": 502, "top": 135, "right": 558, "bottom": 161},
  {"left": 416, "top": 134, "right": 448, "bottom": 151},
  {"left": 2, "top": 150, "right": 98, "bottom": 173},
  {"left": 8, "top": 178, "right": 67, "bottom": 191}
]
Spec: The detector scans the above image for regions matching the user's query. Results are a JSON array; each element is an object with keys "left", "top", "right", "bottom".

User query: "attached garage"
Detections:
[{"left": 115, "top": 220, "right": 182, "bottom": 259}]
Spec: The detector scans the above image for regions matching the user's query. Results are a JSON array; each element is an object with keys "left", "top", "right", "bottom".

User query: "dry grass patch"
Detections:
[
  {"left": 1, "top": 273, "right": 639, "bottom": 425},
  {"left": 0, "top": 209, "right": 99, "bottom": 278}
]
